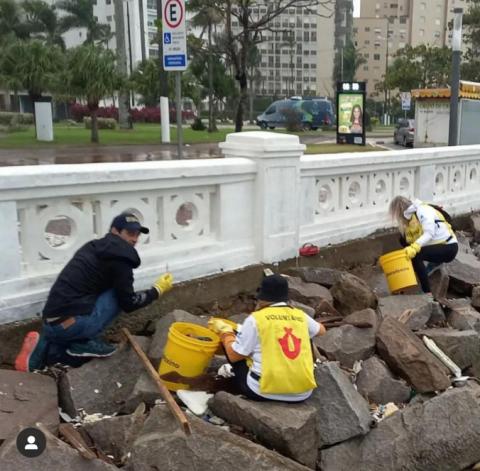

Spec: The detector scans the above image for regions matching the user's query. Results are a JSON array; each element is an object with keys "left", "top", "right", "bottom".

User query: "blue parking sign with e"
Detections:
[{"left": 163, "top": 32, "right": 171, "bottom": 44}]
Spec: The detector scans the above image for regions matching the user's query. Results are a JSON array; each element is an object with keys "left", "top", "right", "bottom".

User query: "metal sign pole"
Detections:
[{"left": 176, "top": 71, "right": 183, "bottom": 159}]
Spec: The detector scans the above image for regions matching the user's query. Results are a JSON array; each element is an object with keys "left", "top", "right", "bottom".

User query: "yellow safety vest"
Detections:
[
  {"left": 405, "top": 205, "right": 454, "bottom": 244},
  {"left": 252, "top": 306, "right": 316, "bottom": 394}
]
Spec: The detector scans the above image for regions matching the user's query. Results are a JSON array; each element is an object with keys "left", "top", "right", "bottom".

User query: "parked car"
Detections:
[
  {"left": 394, "top": 119, "right": 415, "bottom": 147},
  {"left": 256, "top": 97, "right": 334, "bottom": 130}
]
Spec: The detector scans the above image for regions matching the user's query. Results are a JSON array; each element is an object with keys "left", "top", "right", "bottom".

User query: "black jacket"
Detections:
[{"left": 43, "top": 233, "right": 158, "bottom": 318}]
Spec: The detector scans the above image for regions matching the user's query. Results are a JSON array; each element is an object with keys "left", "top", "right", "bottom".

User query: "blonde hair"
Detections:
[{"left": 389, "top": 196, "right": 412, "bottom": 233}]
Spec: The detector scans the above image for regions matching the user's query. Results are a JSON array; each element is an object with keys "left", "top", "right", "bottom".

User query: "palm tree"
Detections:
[
  {"left": 22, "top": 0, "right": 67, "bottom": 49},
  {"left": 57, "top": 0, "right": 112, "bottom": 44},
  {"left": 65, "top": 44, "right": 123, "bottom": 142},
  {"left": 0, "top": 38, "right": 64, "bottom": 119},
  {"left": 0, "top": 0, "right": 31, "bottom": 40},
  {"left": 130, "top": 59, "right": 161, "bottom": 107},
  {"left": 188, "top": 0, "right": 223, "bottom": 132}
]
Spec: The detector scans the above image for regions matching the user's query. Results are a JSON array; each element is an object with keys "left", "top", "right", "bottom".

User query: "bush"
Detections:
[
  {"left": 71, "top": 104, "right": 119, "bottom": 122},
  {"left": 371, "top": 116, "right": 380, "bottom": 126},
  {"left": 83, "top": 117, "right": 117, "bottom": 130},
  {"left": 0, "top": 111, "right": 34, "bottom": 126},
  {"left": 281, "top": 108, "right": 303, "bottom": 132},
  {"left": 190, "top": 117, "right": 206, "bottom": 131}
]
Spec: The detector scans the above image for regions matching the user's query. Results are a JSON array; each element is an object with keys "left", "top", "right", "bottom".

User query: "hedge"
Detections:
[
  {"left": 0, "top": 111, "right": 34, "bottom": 126},
  {"left": 83, "top": 117, "right": 117, "bottom": 130}
]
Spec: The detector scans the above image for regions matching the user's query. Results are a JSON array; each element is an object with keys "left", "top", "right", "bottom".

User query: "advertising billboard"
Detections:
[{"left": 336, "top": 82, "right": 366, "bottom": 145}]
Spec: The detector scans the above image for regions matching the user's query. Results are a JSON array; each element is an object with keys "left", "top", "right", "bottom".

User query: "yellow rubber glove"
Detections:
[
  {"left": 404, "top": 242, "right": 421, "bottom": 260},
  {"left": 153, "top": 273, "right": 173, "bottom": 295},
  {"left": 207, "top": 318, "right": 234, "bottom": 336}
]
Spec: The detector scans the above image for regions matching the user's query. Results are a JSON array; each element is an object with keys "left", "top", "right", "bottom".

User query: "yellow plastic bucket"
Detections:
[
  {"left": 158, "top": 322, "right": 220, "bottom": 391},
  {"left": 379, "top": 249, "right": 418, "bottom": 293}
]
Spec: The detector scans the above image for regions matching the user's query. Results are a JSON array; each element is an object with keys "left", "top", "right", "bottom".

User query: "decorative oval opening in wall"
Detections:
[
  {"left": 318, "top": 184, "right": 332, "bottom": 210},
  {"left": 453, "top": 170, "right": 462, "bottom": 190},
  {"left": 375, "top": 179, "right": 386, "bottom": 198},
  {"left": 399, "top": 176, "right": 410, "bottom": 195},
  {"left": 44, "top": 216, "right": 73, "bottom": 248},
  {"left": 435, "top": 172, "right": 445, "bottom": 193},
  {"left": 348, "top": 181, "right": 361, "bottom": 204},
  {"left": 176, "top": 202, "right": 197, "bottom": 227}
]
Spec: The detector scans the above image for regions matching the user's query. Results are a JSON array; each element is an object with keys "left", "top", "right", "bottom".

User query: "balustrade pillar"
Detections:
[
  {"left": 0, "top": 202, "right": 22, "bottom": 282},
  {"left": 220, "top": 132, "right": 305, "bottom": 263}
]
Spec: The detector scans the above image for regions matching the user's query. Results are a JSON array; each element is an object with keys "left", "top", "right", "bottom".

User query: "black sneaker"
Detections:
[{"left": 66, "top": 339, "right": 116, "bottom": 358}]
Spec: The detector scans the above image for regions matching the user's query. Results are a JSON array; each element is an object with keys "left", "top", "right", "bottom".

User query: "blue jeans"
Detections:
[{"left": 42, "top": 290, "right": 120, "bottom": 365}]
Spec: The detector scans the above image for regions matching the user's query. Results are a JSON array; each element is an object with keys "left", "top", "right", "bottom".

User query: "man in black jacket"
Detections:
[{"left": 15, "top": 212, "right": 173, "bottom": 372}]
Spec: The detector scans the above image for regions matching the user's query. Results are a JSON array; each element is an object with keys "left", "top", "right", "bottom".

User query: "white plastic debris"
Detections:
[
  {"left": 94, "top": 389, "right": 100, "bottom": 394},
  {"left": 422, "top": 336, "right": 463, "bottom": 379},
  {"left": 208, "top": 415, "right": 225, "bottom": 426},
  {"left": 217, "top": 363, "right": 235, "bottom": 378},
  {"left": 116, "top": 382, "right": 122, "bottom": 388},
  {"left": 176, "top": 390, "right": 213, "bottom": 416}
]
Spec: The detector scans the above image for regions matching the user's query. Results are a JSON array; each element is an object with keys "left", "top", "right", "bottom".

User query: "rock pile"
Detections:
[{"left": 2, "top": 221, "right": 480, "bottom": 470}]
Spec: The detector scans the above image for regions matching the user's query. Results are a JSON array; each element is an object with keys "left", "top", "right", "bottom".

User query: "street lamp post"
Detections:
[{"left": 448, "top": 8, "right": 463, "bottom": 146}]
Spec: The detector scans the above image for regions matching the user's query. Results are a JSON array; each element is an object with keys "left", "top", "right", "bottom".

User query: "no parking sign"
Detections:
[{"left": 162, "top": 0, "right": 187, "bottom": 71}]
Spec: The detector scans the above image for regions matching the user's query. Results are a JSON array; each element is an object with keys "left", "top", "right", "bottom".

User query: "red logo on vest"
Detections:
[{"left": 278, "top": 328, "right": 301, "bottom": 359}]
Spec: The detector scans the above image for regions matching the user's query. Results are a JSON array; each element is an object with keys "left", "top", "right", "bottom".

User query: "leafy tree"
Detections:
[
  {"left": 462, "top": 0, "right": 480, "bottom": 82},
  {"left": 333, "top": 39, "right": 366, "bottom": 83},
  {"left": 22, "top": 0, "right": 67, "bottom": 49},
  {"left": 65, "top": 44, "right": 123, "bottom": 142},
  {"left": 188, "top": 0, "right": 224, "bottom": 131},
  {"left": 0, "top": 38, "right": 64, "bottom": 105},
  {"left": 200, "top": 0, "right": 334, "bottom": 132},
  {"left": 130, "top": 59, "right": 162, "bottom": 107},
  {"left": 0, "top": 0, "right": 30, "bottom": 40},
  {"left": 57, "top": 0, "right": 112, "bottom": 44}
]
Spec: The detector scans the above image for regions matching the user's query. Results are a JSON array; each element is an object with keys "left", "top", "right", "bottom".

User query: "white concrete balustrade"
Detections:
[{"left": 1, "top": 132, "right": 480, "bottom": 324}]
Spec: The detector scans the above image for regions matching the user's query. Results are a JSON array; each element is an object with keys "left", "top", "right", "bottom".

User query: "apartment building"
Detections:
[{"left": 354, "top": 0, "right": 471, "bottom": 98}]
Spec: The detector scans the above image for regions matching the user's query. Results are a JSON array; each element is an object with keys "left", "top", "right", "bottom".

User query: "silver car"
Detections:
[{"left": 394, "top": 119, "right": 415, "bottom": 147}]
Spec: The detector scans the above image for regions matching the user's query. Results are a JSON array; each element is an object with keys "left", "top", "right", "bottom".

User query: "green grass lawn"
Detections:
[
  {"left": 0, "top": 123, "right": 236, "bottom": 148},
  {"left": 305, "top": 144, "right": 384, "bottom": 154}
]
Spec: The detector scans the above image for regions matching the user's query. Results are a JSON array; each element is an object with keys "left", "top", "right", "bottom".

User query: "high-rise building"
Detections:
[{"left": 354, "top": 0, "right": 471, "bottom": 99}]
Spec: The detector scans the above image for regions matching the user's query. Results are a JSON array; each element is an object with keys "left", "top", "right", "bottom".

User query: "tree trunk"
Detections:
[
  {"left": 207, "top": 22, "right": 217, "bottom": 133},
  {"left": 235, "top": 72, "right": 248, "bottom": 132},
  {"left": 90, "top": 107, "right": 99, "bottom": 143},
  {"left": 249, "top": 75, "right": 254, "bottom": 124},
  {"left": 114, "top": 0, "right": 130, "bottom": 129}
]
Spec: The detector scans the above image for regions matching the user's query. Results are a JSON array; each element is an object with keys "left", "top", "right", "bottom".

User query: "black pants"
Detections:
[
  {"left": 231, "top": 360, "right": 268, "bottom": 401},
  {"left": 400, "top": 237, "right": 458, "bottom": 293}
]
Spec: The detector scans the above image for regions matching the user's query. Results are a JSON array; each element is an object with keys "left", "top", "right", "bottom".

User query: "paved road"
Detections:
[{"left": 0, "top": 131, "right": 401, "bottom": 167}]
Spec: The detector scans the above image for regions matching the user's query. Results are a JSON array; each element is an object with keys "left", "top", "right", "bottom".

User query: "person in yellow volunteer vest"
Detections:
[
  {"left": 208, "top": 274, "right": 326, "bottom": 402},
  {"left": 389, "top": 196, "right": 458, "bottom": 295}
]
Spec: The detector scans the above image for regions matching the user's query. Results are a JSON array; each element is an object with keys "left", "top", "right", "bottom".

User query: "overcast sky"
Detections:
[{"left": 353, "top": 0, "right": 360, "bottom": 17}]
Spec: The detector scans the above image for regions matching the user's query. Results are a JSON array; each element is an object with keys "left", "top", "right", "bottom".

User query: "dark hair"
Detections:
[{"left": 350, "top": 104, "right": 363, "bottom": 123}]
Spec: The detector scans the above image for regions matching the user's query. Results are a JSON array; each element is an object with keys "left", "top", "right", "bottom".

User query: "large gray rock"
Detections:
[
  {"left": 378, "top": 294, "right": 433, "bottom": 320},
  {"left": 330, "top": 273, "right": 377, "bottom": 316},
  {"left": 320, "top": 385, "right": 480, "bottom": 471},
  {"left": 286, "top": 267, "right": 344, "bottom": 288},
  {"left": 447, "top": 298, "right": 480, "bottom": 333},
  {"left": 351, "top": 265, "right": 390, "bottom": 298},
  {"left": 0, "top": 370, "right": 58, "bottom": 440},
  {"left": 313, "top": 325, "right": 376, "bottom": 368},
  {"left": 0, "top": 425, "right": 118, "bottom": 471},
  {"left": 121, "top": 372, "right": 160, "bottom": 414},
  {"left": 125, "top": 405, "right": 310, "bottom": 471},
  {"left": 306, "top": 362, "right": 371, "bottom": 447},
  {"left": 376, "top": 317, "right": 451, "bottom": 393},
  {"left": 472, "top": 286, "right": 480, "bottom": 309},
  {"left": 445, "top": 250, "right": 480, "bottom": 295},
  {"left": 83, "top": 406, "right": 146, "bottom": 464},
  {"left": 148, "top": 310, "right": 207, "bottom": 366},
  {"left": 59, "top": 337, "right": 150, "bottom": 417},
  {"left": 343, "top": 308, "right": 380, "bottom": 332},
  {"left": 417, "top": 328, "right": 480, "bottom": 377},
  {"left": 471, "top": 214, "right": 480, "bottom": 243},
  {"left": 356, "top": 356, "right": 411, "bottom": 404},
  {"left": 209, "top": 391, "right": 318, "bottom": 468},
  {"left": 286, "top": 276, "right": 333, "bottom": 308},
  {"left": 430, "top": 266, "right": 450, "bottom": 300},
  {"left": 291, "top": 300, "right": 316, "bottom": 318}
]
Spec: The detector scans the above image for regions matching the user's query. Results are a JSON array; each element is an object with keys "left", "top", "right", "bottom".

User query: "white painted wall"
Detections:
[{"left": 1, "top": 132, "right": 480, "bottom": 324}]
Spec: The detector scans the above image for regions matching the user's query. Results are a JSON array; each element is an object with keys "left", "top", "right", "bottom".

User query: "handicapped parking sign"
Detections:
[{"left": 162, "top": 0, "right": 187, "bottom": 71}]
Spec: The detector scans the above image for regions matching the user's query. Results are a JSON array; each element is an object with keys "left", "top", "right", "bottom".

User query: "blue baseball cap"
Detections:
[{"left": 110, "top": 213, "right": 149, "bottom": 234}]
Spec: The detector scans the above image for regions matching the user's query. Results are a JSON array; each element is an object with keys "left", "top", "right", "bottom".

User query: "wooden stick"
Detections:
[
  {"left": 122, "top": 328, "right": 191, "bottom": 436},
  {"left": 59, "top": 423, "right": 97, "bottom": 460}
]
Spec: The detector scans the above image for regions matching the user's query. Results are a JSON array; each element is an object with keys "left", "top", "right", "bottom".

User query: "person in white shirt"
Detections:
[
  {"left": 389, "top": 196, "right": 458, "bottom": 295},
  {"left": 208, "top": 274, "right": 326, "bottom": 402}
]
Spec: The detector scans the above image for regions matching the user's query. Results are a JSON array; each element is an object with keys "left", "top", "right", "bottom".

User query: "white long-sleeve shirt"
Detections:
[{"left": 403, "top": 199, "right": 457, "bottom": 247}]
